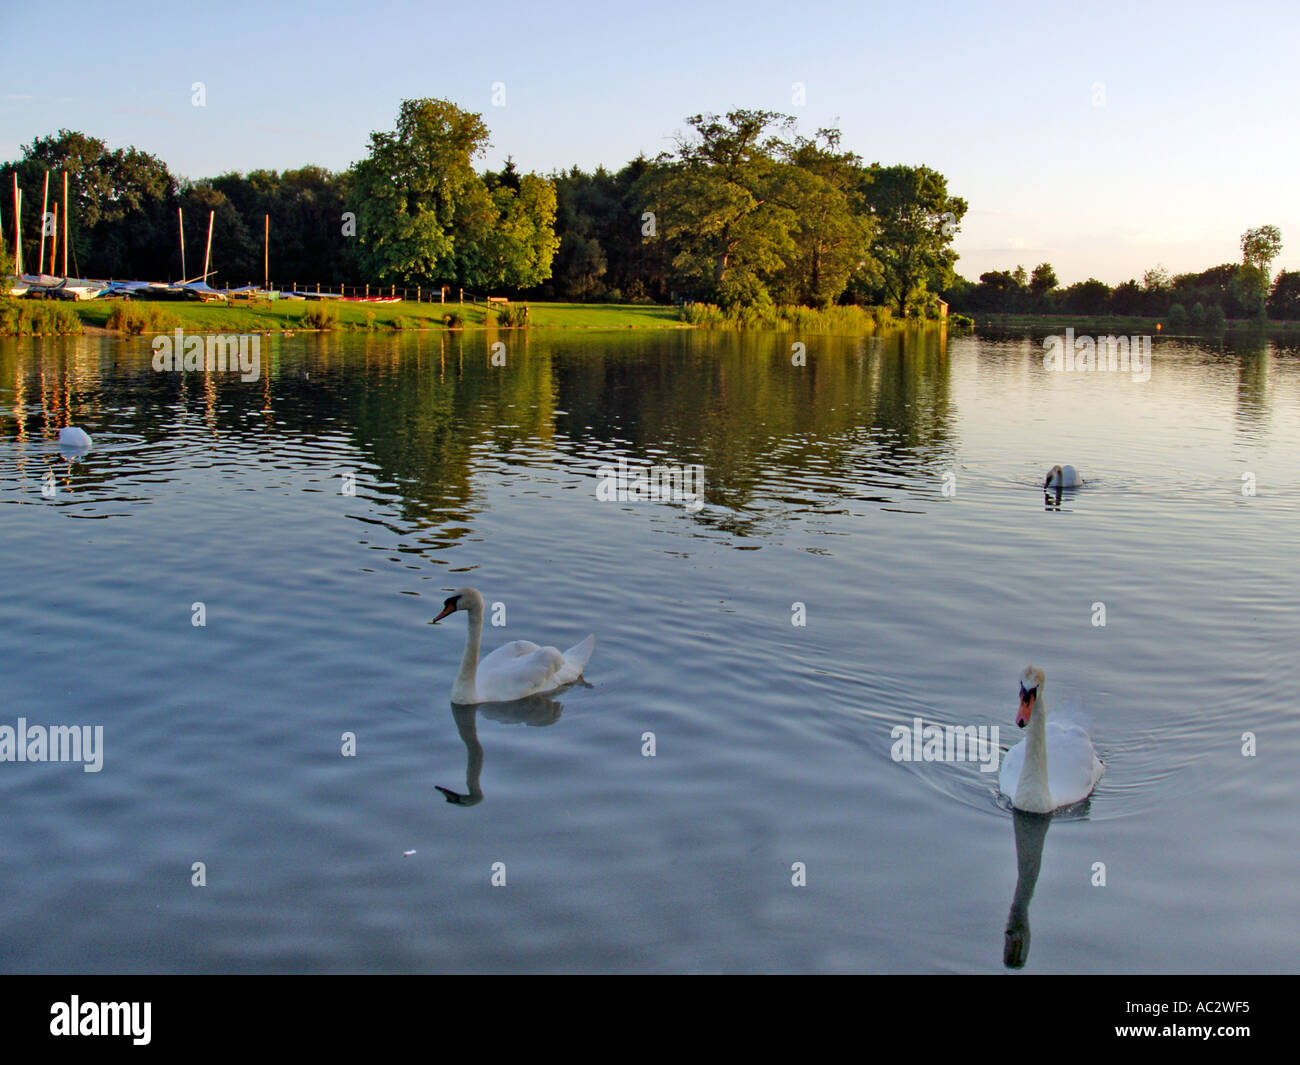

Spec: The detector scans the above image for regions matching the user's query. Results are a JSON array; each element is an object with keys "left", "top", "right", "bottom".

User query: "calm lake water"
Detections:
[{"left": 1, "top": 324, "right": 1296, "bottom": 974}]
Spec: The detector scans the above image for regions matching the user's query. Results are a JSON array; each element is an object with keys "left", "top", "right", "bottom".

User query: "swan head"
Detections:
[
  {"left": 432, "top": 586, "right": 483, "bottom": 623},
  {"left": 1016, "top": 666, "right": 1046, "bottom": 728},
  {"left": 1044, "top": 464, "right": 1081, "bottom": 489}
]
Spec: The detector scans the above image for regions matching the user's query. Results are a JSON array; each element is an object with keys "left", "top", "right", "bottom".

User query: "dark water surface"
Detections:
[{"left": 1, "top": 326, "right": 1296, "bottom": 973}]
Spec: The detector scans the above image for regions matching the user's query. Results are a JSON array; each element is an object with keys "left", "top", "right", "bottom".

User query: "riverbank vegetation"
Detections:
[
  {"left": 1, "top": 100, "right": 965, "bottom": 320},
  {"left": 946, "top": 227, "right": 1296, "bottom": 323}
]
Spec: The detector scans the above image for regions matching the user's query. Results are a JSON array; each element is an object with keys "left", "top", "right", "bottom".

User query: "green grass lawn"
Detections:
[{"left": 73, "top": 298, "right": 689, "bottom": 334}]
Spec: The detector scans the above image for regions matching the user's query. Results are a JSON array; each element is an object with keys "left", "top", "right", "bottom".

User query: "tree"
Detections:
[
  {"left": 10, "top": 130, "right": 179, "bottom": 279},
  {"left": 774, "top": 129, "right": 876, "bottom": 307},
  {"left": 1267, "top": 269, "right": 1300, "bottom": 319},
  {"left": 971, "top": 269, "right": 1027, "bottom": 313},
  {"left": 458, "top": 167, "right": 559, "bottom": 289},
  {"left": 647, "top": 110, "right": 801, "bottom": 307},
  {"left": 1142, "top": 264, "right": 1170, "bottom": 292},
  {"left": 1238, "top": 225, "right": 1282, "bottom": 318},
  {"left": 861, "top": 164, "right": 966, "bottom": 317},
  {"left": 1060, "top": 278, "right": 1111, "bottom": 316},
  {"left": 351, "top": 98, "right": 492, "bottom": 285}
]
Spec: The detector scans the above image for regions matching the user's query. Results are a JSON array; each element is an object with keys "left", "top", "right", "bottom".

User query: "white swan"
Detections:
[
  {"left": 999, "top": 666, "right": 1103, "bottom": 812},
  {"left": 1044, "top": 464, "right": 1081, "bottom": 489},
  {"left": 432, "top": 587, "right": 595, "bottom": 704},
  {"left": 58, "top": 427, "right": 93, "bottom": 451}
]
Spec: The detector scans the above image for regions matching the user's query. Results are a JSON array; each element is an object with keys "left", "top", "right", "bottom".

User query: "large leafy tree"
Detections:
[
  {"left": 1237, "top": 225, "right": 1282, "bottom": 318},
  {"left": 6, "top": 130, "right": 178, "bottom": 278},
  {"left": 647, "top": 110, "right": 802, "bottom": 307},
  {"left": 862, "top": 164, "right": 966, "bottom": 316},
  {"left": 774, "top": 129, "right": 876, "bottom": 307},
  {"left": 351, "top": 99, "right": 491, "bottom": 285},
  {"left": 457, "top": 161, "right": 560, "bottom": 289},
  {"left": 1267, "top": 270, "right": 1300, "bottom": 319}
]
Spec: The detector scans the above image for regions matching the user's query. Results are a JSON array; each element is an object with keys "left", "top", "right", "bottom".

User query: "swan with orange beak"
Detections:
[{"left": 999, "top": 666, "right": 1104, "bottom": 813}]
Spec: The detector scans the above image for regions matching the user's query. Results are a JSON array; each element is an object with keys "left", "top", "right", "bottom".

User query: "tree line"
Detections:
[
  {"left": 947, "top": 226, "right": 1295, "bottom": 320},
  {"left": 0, "top": 99, "right": 967, "bottom": 314}
]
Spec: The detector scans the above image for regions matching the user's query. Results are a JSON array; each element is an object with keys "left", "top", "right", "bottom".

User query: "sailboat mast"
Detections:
[
  {"left": 11, "top": 172, "right": 20, "bottom": 276},
  {"left": 203, "top": 209, "right": 214, "bottom": 284},
  {"left": 38, "top": 171, "right": 49, "bottom": 275},
  {"left": 178, "top": 207, "right": 186, "bottom": 280},
  {"left": 62, "top": 171, "right": 68, "bottom": 279},
  {"left": 264, "top": 213, "right": 268, "bottom": 290}
]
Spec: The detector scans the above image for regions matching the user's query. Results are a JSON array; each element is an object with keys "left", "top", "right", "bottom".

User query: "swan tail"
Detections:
[{"left": 558, "top": 634, "right": 596, "bottom": 680}]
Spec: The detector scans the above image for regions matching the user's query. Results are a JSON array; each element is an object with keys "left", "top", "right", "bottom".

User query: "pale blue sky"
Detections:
[{"left": 2, "top": 0, "right": 1296, "bottom": 284}]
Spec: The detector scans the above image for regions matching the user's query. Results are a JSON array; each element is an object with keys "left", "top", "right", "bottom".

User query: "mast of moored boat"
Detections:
[
  {"left": 38, "top": 170, "right": 48, "bottom": 276},
  {"left": 264, "top": 213, "right": 269, "bottom": 291},
  {"left": 11, "top": 172, "right": 21, "bottom": 276},
  {"left": 62, "top": 171, "right": 68, "bottom": 280},
  {"left": 203, "top": 209, "right": 214, "bottom": 284},
  {"left": 178, "top": 206, "right": 186, "bottom": 280}
]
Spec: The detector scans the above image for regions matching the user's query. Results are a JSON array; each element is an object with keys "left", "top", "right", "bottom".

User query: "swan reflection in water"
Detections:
[
  {"left": 1003, "top": 809, "right": 1052, "bottom": 968},
  {"left": 435, "top": 693, "right": 567, "bottom": 807}
]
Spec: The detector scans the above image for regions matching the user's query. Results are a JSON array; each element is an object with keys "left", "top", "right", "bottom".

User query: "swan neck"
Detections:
[
  {"left": 452, "top": 602, "right": 482, "bottom": 704},
  {"left": 1015, "top": 694, "right": 1052, "bottom": 810}
]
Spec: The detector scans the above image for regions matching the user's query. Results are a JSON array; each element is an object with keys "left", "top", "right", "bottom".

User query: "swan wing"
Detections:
[
  {"left": 475, "top": 643, "right": 566, "bottom": 702},
  {"left": 999, "top": 739, "right": 1025, "bottom": 799},
  {"left": 1046, "top": 720, "right": 1105, "bottom": 807},
  {"left": 478, "top": 639, "right": 542, "bottom": 674}
]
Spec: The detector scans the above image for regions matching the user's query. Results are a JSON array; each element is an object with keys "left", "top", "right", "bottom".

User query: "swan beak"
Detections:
[
  {"left": 431, "top": 604, "right": 456, "bottom": 624},
  {"left": 1016, "top": 690, "right": 1036, "bottom": 728}
]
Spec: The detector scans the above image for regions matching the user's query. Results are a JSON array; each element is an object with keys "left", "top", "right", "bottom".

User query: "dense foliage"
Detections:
[{"left": 2, "top": 101, "right": 971, "bottom": 314}]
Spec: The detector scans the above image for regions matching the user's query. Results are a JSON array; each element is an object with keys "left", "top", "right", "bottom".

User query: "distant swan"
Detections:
[
  {"left": 58, "top": 427, "right": 93, "bottom": 450},
  {"left": 1043, "top": 464, "right": 1081, "bottom": 489},
  {"left": 999, "top": 666, "right": 1104, "bottom": 812},
  {"left": 433, "top": 587, "right": 595, "bottom": 704}
]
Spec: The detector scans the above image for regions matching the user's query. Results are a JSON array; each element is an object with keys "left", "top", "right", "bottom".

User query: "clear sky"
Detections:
[{"left": 1, "top": 0, "right": 1296, "bottom": 285}]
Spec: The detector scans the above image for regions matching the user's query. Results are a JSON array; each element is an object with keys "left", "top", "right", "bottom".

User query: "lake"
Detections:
[{"left": 0, "top": 323, "right": 1296, "bottom": 973}]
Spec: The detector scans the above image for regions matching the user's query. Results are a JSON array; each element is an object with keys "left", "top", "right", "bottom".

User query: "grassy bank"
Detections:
[
  {"left": 0, "top": 297, "right": 85, "bottom": 336},
  {"left": 679, "top": 302, "right": 907, "bottom": 332},
  {"left": 3, "top": 296, "right": 965, "bottom": 338},
  {"left": 62, "top": 298, "right": 689, "bottom": 335}
]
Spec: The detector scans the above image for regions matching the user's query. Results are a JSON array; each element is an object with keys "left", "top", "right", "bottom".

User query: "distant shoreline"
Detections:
[{"left": 972, "top": 312, "right": 1300, "bottom": 338}]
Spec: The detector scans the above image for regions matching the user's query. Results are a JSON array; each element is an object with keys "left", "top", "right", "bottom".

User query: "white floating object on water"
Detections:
[
  {"left": 403, "top": 850, "right": 417, "bottom": 857},
  {"left": 58, "top": 427, "right": 93, "bottom": 450},
  {"left": 1043, "top": 463, "right": 1081, "bottom": 489}
]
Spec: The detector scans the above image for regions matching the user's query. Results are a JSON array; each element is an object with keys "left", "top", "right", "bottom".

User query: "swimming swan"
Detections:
[
  {"left": 432, "top": 587, "right": 595, "bottom": 705},
  {"left": 58, "top": 427, "right": 93, "bottom": 451},
  {"left": 1044, "top": 464, "right": 1082, "bottom": 489},
  {"left": 999, "top": 666, "right": 1104, "bottom": 812}
]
